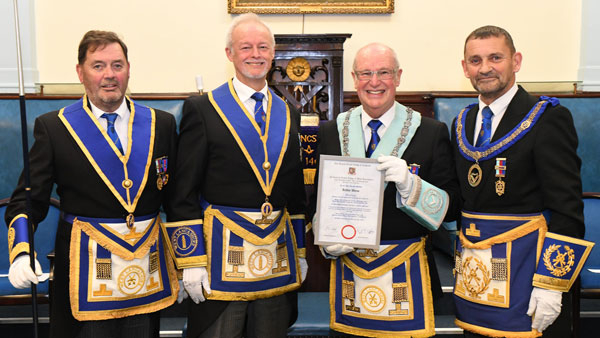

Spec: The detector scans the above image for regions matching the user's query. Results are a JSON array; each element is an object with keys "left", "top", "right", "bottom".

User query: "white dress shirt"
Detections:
[
  {"left": 90, "top": 99, "right": 130, "bottom": 150},
  {"left": 361, "top": 105, "right": 396, "bottom": 151},
  {"left": 232, "top": 76, "right": 269, "bottom": 117},
  {"left": 473, "top": 83, "right": 518, "bottom": 142}
]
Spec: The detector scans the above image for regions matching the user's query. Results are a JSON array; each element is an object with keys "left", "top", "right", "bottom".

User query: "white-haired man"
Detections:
[{"left": 165, "top": 13, "right": 307, "bottom": 338}]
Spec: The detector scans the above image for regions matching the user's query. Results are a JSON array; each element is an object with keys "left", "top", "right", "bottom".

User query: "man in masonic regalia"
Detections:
[{"left": 6, "top": 30, "right": 179, "bottom": 337}]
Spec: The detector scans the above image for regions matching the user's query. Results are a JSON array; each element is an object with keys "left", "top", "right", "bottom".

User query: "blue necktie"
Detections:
[
  {"left": 475, "top": 106, "right": 493, "bottom": 147},
  {"left": 251, "top": 92, "right": 266, "bottom": 134},
  {"left": 101, "top": 113, "right": 124, "bottom": 154},
  {"left": 366, "top": 119, "right": 383, "bottom": 158}
]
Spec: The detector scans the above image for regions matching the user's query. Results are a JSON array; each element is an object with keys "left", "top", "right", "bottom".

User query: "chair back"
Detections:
[{"left": 581, "top": 193, "right": 600, "bottom": 294}]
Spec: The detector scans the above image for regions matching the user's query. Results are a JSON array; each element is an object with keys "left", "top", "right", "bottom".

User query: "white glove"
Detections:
[
  {"left": 8, "top": 255, "right": 43, "bottom": 289},
  {"left": 323, "top": 244, "right": 354, "bottom": 257},
  {"left": 183, "top": 267, "right": 211, "bottom": 304},
  {"left": 299, "top": 257, "right": 308, "bottom": 283},
  {"left": 177, "top": 280, "right": 188, "bottom": 303},
  {"left": 527, "top": 287, "right": 562, "bottom": 332},
  {"left": 377, "top": 156, "right": 413, "bottom": 199}
]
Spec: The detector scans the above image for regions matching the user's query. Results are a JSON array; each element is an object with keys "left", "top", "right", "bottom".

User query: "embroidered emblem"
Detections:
[
  {"left": 171, "top": 227, "right": 198, "bottom": 257},
  {"left": 7, "top": 227, "right": 15, "bottom": 252},
  {"left": 272, "top": 243, "right": 288, "bottom": 273},
  {"left": 465, "top": 223, "right": 480, "bottom": 237},
  {"left": 118, "top": 265, "right": 146, "bottom": 295},
  {"left": 491, "top": 257, "right": 507, "bottom": 281},
  {"left": 543, "top": 244, "right": 575, "bottom": 277},
  {"left": 421, "top": 188, "right": 443, "bottom": 215},
  {"left": 93, "top": 283, "right": 113, "bottom": 297},
  {"left": 487, "top": 288, "right": 505, "bottom": 303},
  {"left": 149, "top": 251, "right": 159, "bottom": 274},
  {"left": 343, "top": 280, "right": 360, "bottom": 312},
  {"left": 248, "top": 249, "right": 274, "bottom": 277},
  {"left": 360, "top": 285, "right": 387, "bottom": 313},
  {"left": 389, "top": 282, "right": 409, "bottom": 315},
  {"left": 226, "top": 246, "right": 245, "bottom": 278},
  {"left": 454, "top": 250, "right": 462, "bottom": 276},
  {"left": 461, "top": 256, "right": 491, "bottom": 299},
  {"left": 96, "top": 258, "right": 112, "bottom": 280}
]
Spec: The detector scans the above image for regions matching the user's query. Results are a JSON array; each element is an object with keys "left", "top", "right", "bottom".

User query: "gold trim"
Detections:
[
  {"left": 68, "top": 224, "right": 179, "bottom": 321},
  {"left": 455, "top": 319, "right": 542, "bottom": 338},
  {"left": 206, "top": 208, "right": 285, "bottom": 246},
  {"left": 329, "top": 242, "right": 434, "bottom": 337},
  {"left": 532, "top": 232, "right": 595, "bottom": 292},
  {"left": 73, "top": 217, "right": 158, "bottom": 260},
  {"left": 460, "top": 214, "right": 546, "bottom": 250},
  {"left": 57, "top": 96, "right": 155, "bottom": 214},
  {"left": 160, "top": 220, "right": 207, "bottom": 269},
  {"left": 208, "top": 81, "right": 290, "bottom": 199},
  {"left": 228, "top": 0, "right": 394, "bottom": 14},
  {"left": 202, "top": 208, "right": 302, "bottom": 300},
  {"left": 456, "top": 101, "right": 545, "bottom": 162},
  {"left": 341, "top": 239, "right": 424, "bottom": 279}
]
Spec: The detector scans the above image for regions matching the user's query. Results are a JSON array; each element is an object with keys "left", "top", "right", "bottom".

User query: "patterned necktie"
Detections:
[
  {"left": 101, "top": 113, "right": 124, "bottom": 154},
  {"left": 366, "top": 119, "right": 383, "bottom": 158},
  {"left": 251, "top": 92, "right": 266, "bottom": 134},
  {"left": 475, "top": 106, "right": 493, "bottom": 147}
]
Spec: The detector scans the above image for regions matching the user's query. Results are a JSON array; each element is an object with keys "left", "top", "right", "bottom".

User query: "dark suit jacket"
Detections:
[
  {"left": 168, "top": 93, "right": 306, "bottom": 336},
  {"left": 5, "top": 100, "right": 177, "bottom": 338},
  {"left": 451, "top": 86, "right": 584, "bottom": 238},
  {"left": 309, "top": 111, "right": 461, "bottom": 299}
]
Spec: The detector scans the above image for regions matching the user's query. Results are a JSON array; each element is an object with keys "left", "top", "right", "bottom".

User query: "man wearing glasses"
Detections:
[{"left": 308, "top": 43, "right": 460, "bottom": 337}]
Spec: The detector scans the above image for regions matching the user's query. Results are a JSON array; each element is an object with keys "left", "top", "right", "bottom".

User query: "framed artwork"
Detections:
[{"left": 228, "top": 0, "right": 394, "bottom": 14}]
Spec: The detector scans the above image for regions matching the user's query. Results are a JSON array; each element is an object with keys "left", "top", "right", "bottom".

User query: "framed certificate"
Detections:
[{"left": 314, "top": 155, "right": 385, "bottom": 249}]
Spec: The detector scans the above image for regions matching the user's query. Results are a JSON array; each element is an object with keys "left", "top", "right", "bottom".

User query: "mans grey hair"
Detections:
[
  {"left": 353, "top": 43, "right": 400, "bottom": 71},
  {"left": 225, "top": 13, "right": 275, "bottom": 51}
]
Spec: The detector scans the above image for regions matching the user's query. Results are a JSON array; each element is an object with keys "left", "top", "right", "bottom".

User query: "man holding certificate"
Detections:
[{"left": 310, "top": 43, "right": 461, "bottom": 337}]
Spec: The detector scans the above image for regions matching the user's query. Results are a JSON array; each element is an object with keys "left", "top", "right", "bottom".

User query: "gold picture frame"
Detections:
[{"left": 228, "top": 0, "right": 394, "bottom": 14}]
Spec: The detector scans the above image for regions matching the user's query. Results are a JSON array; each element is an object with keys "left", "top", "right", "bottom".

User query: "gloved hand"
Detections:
[
  {"left": 527, "top": 287, "right": 562, "bottom": 332},
  {"left": 177, "top": 280, "right": 188, "bottom": 304},
  {"left": 299, "top": 257, "right": 308, "bottom": 283},
  {"left": 8, "top": 255, "right": 42, "bottom": 289},
  {"left": 323, "top": 244, "right": 354, "bottom": 257},
  {"left": 183, "top": 267, "right": 211, "bottom": 304},
  {"left": 377, "top": 156, "right": 413, "bottom": 199}
]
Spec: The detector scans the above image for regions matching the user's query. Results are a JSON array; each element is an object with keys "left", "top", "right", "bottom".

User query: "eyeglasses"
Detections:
[{"left": 354, "top": 69, "right": 397, "bottom": 81}]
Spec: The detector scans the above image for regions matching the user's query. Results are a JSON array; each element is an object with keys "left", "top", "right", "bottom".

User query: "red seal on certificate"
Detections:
[{"left": 341, "top": 225, "right": 357, "bottom": 239}]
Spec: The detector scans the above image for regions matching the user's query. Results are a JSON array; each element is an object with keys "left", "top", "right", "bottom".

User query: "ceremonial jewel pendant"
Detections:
[{"left": 468, "top": 162, "right": 482, "bottom": 187}]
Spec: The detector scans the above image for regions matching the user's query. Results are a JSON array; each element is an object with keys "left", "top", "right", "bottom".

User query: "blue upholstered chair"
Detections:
[
  {"left": 0, "top": 197, "right": 60, "bottom": 304},
  {"left": 580, "top": 193, "right": 600, "bottom": 296}
]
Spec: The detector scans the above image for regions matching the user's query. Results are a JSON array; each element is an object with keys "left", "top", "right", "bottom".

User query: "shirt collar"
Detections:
[
  {"left": 361, "top": 103, "right": 396, "bottom": 131},
  {"left": 89, "top": 98, "right": 129, "bottom": 120},
  {"left": 478, "top": 82, "right": 518, "bottom": 116},
  {"left": 232, "top": 76, "right": 269, "bottom": 103}
]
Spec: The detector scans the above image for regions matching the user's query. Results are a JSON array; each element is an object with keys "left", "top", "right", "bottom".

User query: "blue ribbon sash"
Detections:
[{"left": 58, "top": 96, "right": 155, "bottom": 213}]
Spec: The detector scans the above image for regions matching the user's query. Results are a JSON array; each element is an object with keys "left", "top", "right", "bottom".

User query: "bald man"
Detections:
[{"left": 308, "top": 43, "right": 460, "bottom": 337}]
